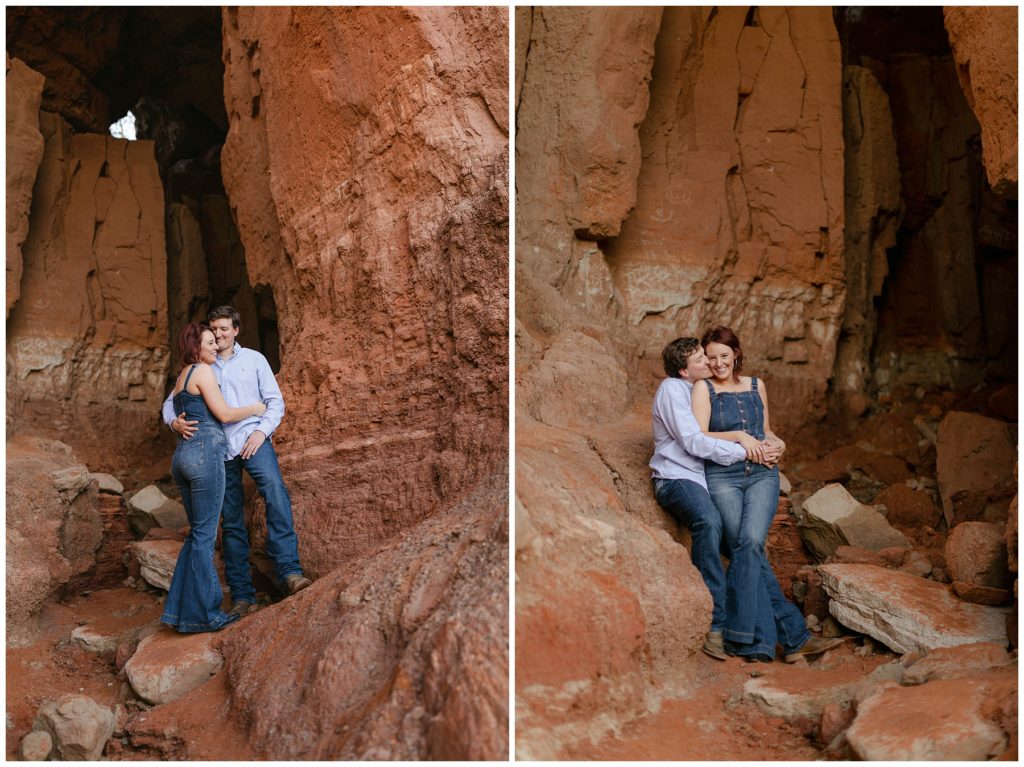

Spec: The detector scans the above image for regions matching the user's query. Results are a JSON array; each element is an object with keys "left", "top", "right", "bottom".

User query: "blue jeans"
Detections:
[
  {"left": 222, "top": 438, "right": 303, "bottom": 603},
  {"left": 653, "top": 477, "right": 726, "bottom": 632},
  {"left": 707, "top": 462, "right": 809, "bottom": 657},
  {"left": 162, "top": 428, "right": 237, "bottom": 632}
]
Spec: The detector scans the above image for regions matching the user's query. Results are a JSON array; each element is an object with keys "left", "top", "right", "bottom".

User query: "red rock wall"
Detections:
[
  {"left": 6, "top": 112, "right": 169, "bottom": 472},
  {"left": 6, "top": 56, "right": 46, "bottom": 318},
  {"left": 220, "top": 7, "right": 509, "bottom": 578},
  {"left": 606, "top": 7, "right": 844, "bottom": 428},
  {"left": 943, "top": 7, "right": 1018, "bottom": 197}
]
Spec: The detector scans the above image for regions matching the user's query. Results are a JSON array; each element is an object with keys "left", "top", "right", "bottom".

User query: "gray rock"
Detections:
[
  {"left": 744, "top": 673, "right": 856, "bottom": 720},
  {"left": 20, "top": 730, "right": 53, "bottom": 760},
  {"left": 71, "top": 624, "right": 141, "bottom": 654},
  {"left": 819, "top": 564, "right": 1009, "bottom": 654},
  {"left": 800, "top": 484, "right": 909, "bottom": 561},
  {"left": 126, "top": 485, "right": 187, "bottom": 536},
  {"left": 129, "top": 540, "right": 182, "bottom": 591},
  {"left": 33, "top": 694, "right": 115, "bottom": 760},
  {"left": 124, "top": 631, "right": 224, "bottom": 705},
  {"left": 88, "top": 472, "right": 124, "bottom": 495}
]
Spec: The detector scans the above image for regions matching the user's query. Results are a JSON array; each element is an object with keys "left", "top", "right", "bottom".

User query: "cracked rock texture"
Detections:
[
  {"left": 219, "top": 475, "right": 508, "bottom": 760},
  {"left": 6, "top": 113, "right": 169, "bottom": 473},
  {"left": 6, "top": 436, "right": 102, "bottom": 647},
  {"left": 6, "top": 55, "right": 46, "bottom": 318},
  {"left": 220, "top": 7, "right": 509, "bottom": 580}
]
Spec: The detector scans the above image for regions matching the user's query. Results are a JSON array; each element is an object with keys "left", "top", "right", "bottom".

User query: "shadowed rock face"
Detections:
[{"left": 220, "top": 7, "right": 509, "bottom": 579}]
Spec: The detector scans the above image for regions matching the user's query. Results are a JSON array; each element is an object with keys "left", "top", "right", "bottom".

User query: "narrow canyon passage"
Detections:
[
  {"left": 8, "top": 6, "right": 509, "bottom": 759},
  {"left": 515, "top": 5, "right": 1016, "bottom": 760}
]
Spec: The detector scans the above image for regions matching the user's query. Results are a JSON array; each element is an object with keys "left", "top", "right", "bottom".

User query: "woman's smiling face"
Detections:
[
  {"left": 199, "top": 330, "right": 219, "bottom": 365},
  {"left": 705, "top": 341, "right": 736, "bottom": 382}
]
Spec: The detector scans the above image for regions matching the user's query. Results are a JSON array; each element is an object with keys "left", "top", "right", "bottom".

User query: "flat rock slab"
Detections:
[
  {"left": 903, "top": 642, "right": 1014, "bottom": 685},
  {"left": 130, "top": 540, "right": 182, "bottom": 590},
  {"left": 743, "top": 665, "right": 867, "bottom": 720},
  {"left": 123, "top": 629, "right": 224, "bottom": 705},
  {"left": 88, "top": 472, "right": 124, "bottom": 495},
  {"left": 846, "top": 676, "right": 1011, "bottom": 760},
  {"left": 819, "top": 564, "right": 1008, "bottom": 654}
]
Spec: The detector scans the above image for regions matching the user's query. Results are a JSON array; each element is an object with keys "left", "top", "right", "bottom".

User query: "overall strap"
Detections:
[
  {"left": 703, "top": 378, "right": 717, "bottom": 397},
  {"left": 750, "top": 376, "right": 759, "bottom": 392},
  {"left": 182, "top": 364, "right": 199, "bottom": 390}
]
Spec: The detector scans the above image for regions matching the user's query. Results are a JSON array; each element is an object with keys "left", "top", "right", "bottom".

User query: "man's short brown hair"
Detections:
[
  {"left": 208, "top": 305, "right": 241, "bottom": 329},
  {"left": 662, "top": 337, "right": 701, "bottom": 378}
]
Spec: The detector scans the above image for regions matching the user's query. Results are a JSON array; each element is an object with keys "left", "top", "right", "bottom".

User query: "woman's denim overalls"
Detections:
[
  {"left": 704, "top": 377, "right": 809, "bottom": 659},
  {"left": 160, "top": 365, "right": 238, "bottom": 632}
]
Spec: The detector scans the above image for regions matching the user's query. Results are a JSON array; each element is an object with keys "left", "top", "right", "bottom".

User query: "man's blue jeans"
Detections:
[
  {"left": 706, "top": 462, "right": 809, "bottom": 657},
  {"left": 653, "top": 477, "right": 726, "bottom": 633},
  {"left": 222, "top": 439, "right": 303, "bottom": 603}
]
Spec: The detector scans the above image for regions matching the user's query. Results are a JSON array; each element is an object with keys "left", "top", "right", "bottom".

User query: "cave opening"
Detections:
[
  {"left": 8, "top": 6, "right": 281, "bottom": 381},
  {"left": 835, "top": 6, "right": 1017, "bottom": 398}
]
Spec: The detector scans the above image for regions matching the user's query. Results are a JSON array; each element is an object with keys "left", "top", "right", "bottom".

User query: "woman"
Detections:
[
  {"left": 692, "top": 325, "right": 842, "bottom": 662},
  {"left": 161, "top": 323, "right": 267, "bottom": 633}
]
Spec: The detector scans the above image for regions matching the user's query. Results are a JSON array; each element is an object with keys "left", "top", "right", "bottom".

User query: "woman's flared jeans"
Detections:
[
  {"left": 161, "top": 428, "right": 237, "bottom": 633},
  {"left": 707, "top": 462, "right": 809, "bottom": 657}
]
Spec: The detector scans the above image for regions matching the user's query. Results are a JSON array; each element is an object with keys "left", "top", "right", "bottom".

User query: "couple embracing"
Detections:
[
  {"left": 158, "top": 306, "right": 311, "bottom": 633},
  {"left": 651, "top": 326, "right": 843, "bottom": 663}
]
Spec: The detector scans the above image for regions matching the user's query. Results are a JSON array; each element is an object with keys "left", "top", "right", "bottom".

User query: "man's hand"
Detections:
[
  {"left": 737, "top": 433, "right": 766, "bottom": 463},
  {"left": 240, "top": 430, "right": 266, "bottom": 460},
  {"left": 171, "top": 413, "right": 199, "bottom": 440},
  {"left": 759, "top": 437, "right": 785, "bottom": 467}
]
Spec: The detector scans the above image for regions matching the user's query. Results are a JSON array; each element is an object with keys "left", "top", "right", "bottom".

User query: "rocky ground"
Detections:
[{"left": 517, "top": 382, "right": 1018, "bottom": 761}]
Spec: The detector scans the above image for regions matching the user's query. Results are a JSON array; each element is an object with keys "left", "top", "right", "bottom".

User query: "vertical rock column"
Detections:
[
  {"left": 7, "top": 115, "right": 169, "bottom": 472},
  {"left": 6, "top": 56, "right": 46, "bottom": 318},
  {"left": 220, "top": 7, "right": 509, "bottom": 576}
]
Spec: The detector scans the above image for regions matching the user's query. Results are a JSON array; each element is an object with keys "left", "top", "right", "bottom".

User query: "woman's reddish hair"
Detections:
[{"left": 178, "top": 322, "right": 212, "bottom": 365}]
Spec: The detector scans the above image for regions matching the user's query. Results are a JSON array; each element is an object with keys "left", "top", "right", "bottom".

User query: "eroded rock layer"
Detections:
[
  {"left": 7, "top": 115, "right": 169, "bottom": 472},
  {"left": 220, "top": 7, "right": 509, "bottom": 578}
]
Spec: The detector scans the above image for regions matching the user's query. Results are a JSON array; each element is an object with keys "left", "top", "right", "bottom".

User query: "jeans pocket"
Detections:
[{"left": 177, "top": 439, "right": 206, "bottom": 473}]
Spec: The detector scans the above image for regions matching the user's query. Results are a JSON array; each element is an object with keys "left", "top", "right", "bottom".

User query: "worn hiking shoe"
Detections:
[
  {"left": 285, "top": 573, "right": 312, "bottom": 595},
  {"left": 228, "top": 600, "right": 257, "bottom": 618},
  {"left": 702, "top": 631, "right": 728, "bottom": 661},
  {"left": 784, "top": 636, "right": 846, "bottom": 663}
]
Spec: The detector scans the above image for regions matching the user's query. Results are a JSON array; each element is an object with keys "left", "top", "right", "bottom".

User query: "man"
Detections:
[
  {"left": 651, "top": 337, "right": 842, "bottom": 663},
  {"left": 163, "top": 306, "right": 310, "bottom": 616}
]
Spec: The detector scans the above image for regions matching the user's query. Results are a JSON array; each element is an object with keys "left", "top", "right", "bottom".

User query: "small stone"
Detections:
[
  {"left": 126, "top": 485, "right": 187, "bottom": 537},
  {"left": 20, "top": 730, "right": 53, "bottom": 761},
  {"left": 88, "top": 472, "right": 124, "bottom": 495},
  {"left": 33, "top": 694, "right": 114, "bottom": 760}
]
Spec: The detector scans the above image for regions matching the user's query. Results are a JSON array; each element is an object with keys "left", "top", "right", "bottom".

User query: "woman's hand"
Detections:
[
  {"left": 737, "top": 432, "right": 766, "bottom": 463},
  {"left": 251, "top": 402, "right": 267, "bottom": 417}
]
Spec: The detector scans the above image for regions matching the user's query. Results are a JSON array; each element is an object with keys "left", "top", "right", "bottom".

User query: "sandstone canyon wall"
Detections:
[
  {"left": 7, "top": 109, "right": 169, "bottom": 472},
  {"left": 215, "top": 7, "right": 509, "bottom": 759},
  {"left": 515, "top": 5, "right": 1016, "bottom": 757}
]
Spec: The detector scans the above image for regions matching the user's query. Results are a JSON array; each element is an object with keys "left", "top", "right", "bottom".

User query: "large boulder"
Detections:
[
  {"left": 798, "top": 483, "right": 909, "bottom": 561},
  {"left": 873, "top": 482, "right": 942, "bottom": 530},
  {"left": 6, "top": 436, "right": 102, "bottom": 645},
  {"left": 936, "top": 412, "right": 1016, "bottom": 528},
  {"left": 944, "top": 521, "right": 1012, "bottom": 605},
  {"left": 516, "top": 420, "right": 710, "bottom": 759},
  {"left": 123, "top": 630, "right": 224, "bottom": 705},
  {"left": 33, "top": 694, "right": 115, "bottom": 761},
  {"left": 845, "top": 674, "right": 1013, "bottom": 760},
  {"left": 218, "top": 477, "right": 508, "bottom": 760},
  {"left": 818, "top": 563, "right": 1008, "bottom": 654},
  {"left": 902, "top": 642, "right": 1013, "bottom": 686}
]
